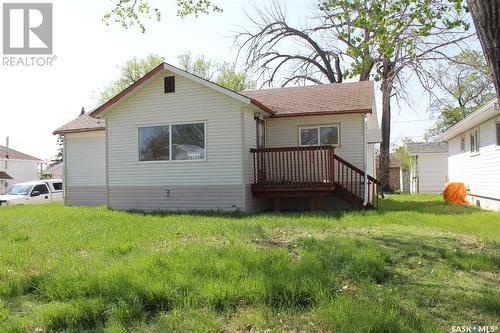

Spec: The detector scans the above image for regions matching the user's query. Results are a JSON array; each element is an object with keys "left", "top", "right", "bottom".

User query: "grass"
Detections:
[{"left": 0, "top": 194, "right": 499, "bottom": 332}]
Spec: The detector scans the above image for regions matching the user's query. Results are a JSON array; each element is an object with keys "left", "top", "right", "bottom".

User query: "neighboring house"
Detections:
[
  {"left": 407, "top": 142, "right": 448, "bottom": 194},
  {"left": 43, "top": 162, "right": 64, "bottom": 179},
  {"left": 53, "top": 63, "right": 382, "bottom": 211},
  {"left": 437, "top": 99, "right": 500, "bottom": 211},
  {"left": 0, "top": 144, "right": 43, "bottom": 193}
]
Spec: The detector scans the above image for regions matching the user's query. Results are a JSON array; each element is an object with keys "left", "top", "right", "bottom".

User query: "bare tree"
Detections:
[
  {"left": 235, "top": 3, "right": 343, "bottom": 88},
  {"left": 236, "top": 0, "right": 472, "bottom": 190},
  {"left": 467, "top": 0, "right": 500, "bottom": 101}
]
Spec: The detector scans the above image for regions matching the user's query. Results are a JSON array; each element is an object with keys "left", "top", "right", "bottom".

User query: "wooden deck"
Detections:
[{"left": 250, "top": 146, "right": 380, "bottom": 209}]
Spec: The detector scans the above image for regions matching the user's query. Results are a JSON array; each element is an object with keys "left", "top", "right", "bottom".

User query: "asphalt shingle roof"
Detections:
[
  {"left": 53, "top": 112, "right": 105, "bottom": 135},
  {"left": 0, "top": 145, "right": 41, "bottom": 161},
  {"left": 0, "top": 171, "right": 13, "bottom": 179},
  {"left": 242, "top": 81, "right": 374, "bottom": 116}
]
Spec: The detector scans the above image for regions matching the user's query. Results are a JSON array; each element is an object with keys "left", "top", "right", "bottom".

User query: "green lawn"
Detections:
[{"left": 0, "top": 195, "right": 499, "bottom": 332}]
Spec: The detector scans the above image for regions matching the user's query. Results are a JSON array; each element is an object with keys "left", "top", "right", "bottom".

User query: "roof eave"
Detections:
[
  {"left": 437, "top": 100, "right": 499, "bottom": 141},
  {"left": 270, "top": 108, "right": 372, "bottom": 118},
  {"left": 53, "top": 127, "right": 106, "bottom": 136},
  {"left": 250, "top": 99, "right": 274, "bottom": 115}
]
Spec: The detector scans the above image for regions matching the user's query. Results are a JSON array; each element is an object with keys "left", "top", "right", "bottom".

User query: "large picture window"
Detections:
[
  {"left": 299, "top": 125, "right": 339, "bottom": 146},
  {"left": 139, "top": 123, "right": 205, "bottom": 161}
]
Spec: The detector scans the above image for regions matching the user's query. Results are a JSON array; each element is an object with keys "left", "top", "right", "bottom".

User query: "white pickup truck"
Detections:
[{"left": 0, "top": 179, "right": 64, "bottom": 206}]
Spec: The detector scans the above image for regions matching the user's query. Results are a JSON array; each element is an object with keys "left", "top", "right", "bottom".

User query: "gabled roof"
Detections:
[
  {"left": 90, "top": 63, "right": 272, "bottom": 118},
  {"left": 407, "top": 142, "right": 448, "bottom": 155},
  {"left": 53, "top": 112, "right": 105, "bottom": 135},
  {"left": 55, "top": 62, "right": 375, "bottom": 134},
  {"left": 0, "top": 171, "right": 13, "bottom": 179},
  {"left": 437, "top": 99, "right": 499, "bottom": 141},
  {"left": 0, "top": 145, "right": 42, "bottom": 161},
  {"left": 242, "top": 81, "right": 374, "bottom": 117}
]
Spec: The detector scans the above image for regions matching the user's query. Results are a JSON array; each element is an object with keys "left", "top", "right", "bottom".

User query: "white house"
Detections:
[
  {"left": 437, "top": 99, "right": 500, "bottom": 211},
  {"left": 0, "top": 144, "right": 43, "bottom": 193},
  {"left": 54, "top": 63, "right": 382, "bottom": 211},
  {"left": 43, "top": 162, "right": 64, "bottom": 179},
  {"left": 407, "top": 142, "right": 448, "bottom": 194}
]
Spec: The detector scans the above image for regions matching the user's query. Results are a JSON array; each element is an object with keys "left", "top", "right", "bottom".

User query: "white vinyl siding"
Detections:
[
  {"left": 104, "top": 71, "right": 247, "bottom": 210},
  {"left": 105, "top": 72, "right": 245, "bottom": 186},
  {"left": 266, "top": 114, "right": 365, "bottom": 170},
  {"left": 448, "top": 116, "right": 500, "bottom": 200},
  {"left": 0, "top": 159, "right": 40, "bottom": 192},
  {"left": 64, "top": 131, "right": 106, "bottom": 206},
  {"left": 65, "top": 131, "right": 106, "bottom": 187},
  {"left": 416, "top": 153, "right": 448, "bottom": 194}
]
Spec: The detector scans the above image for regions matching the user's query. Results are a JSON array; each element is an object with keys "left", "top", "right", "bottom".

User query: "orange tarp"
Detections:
[{"left": 443, "top": 182, "right": 467, "bottom": 206}]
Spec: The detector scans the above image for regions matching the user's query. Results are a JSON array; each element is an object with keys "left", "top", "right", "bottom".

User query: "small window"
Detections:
[
  {"left": 460, "top": 136, "right": 465, "bottom": 152},
  {"left": 470, "top": 128, "right": 480, "bottom": 154},
  {"left": 299, "top": 125, "right": 339, "bottom": 146},
  {"left": 32, "top": 184, "right": 49, "bottom": 195},
  {"left": 139, "top": 123, "right": 205, "bottom": 161},
  {"left": 496, "top": 121, "right": 500, "bottom": 146},
  {"left": 164, "top": 76, "right": 175, "bottom": 93}
]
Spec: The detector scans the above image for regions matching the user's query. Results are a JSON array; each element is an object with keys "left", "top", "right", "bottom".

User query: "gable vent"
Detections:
[{"left": 164, "top": 76, "right": 175, "bottom": 93}]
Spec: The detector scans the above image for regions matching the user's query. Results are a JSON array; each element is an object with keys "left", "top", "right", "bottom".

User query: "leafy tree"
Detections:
[
  {"left": 237, "top": 0, "right": 471, "bottom": 190},
  {"left": 424, "top": 50, "right": 494, "bottom": 140},
  {"left": 177, "top": 53, "right": 256, "bottom": 92},
  {"left": 467, "top": 0, "right": 500, "bottom": 102},
  {"left": 98, "top": 54, "right": 165, "bottom": 104},
  {"left": 177, "top": 52, "right": 217, "bottom": 80},
  {"left": 393, "top": 140, "right": 414, "bottom": 174},
  {"left": 48, "top": 135, "right": 64, "bottom": 167},
  {"left": 98, "top": 53, "right": 254, "bottom": 108},
  {"left": 215, "top": 63, "right": 256, "bottom": 91},
  {"left": 103, "top": 0, "right": 222, "bottom": 33}
]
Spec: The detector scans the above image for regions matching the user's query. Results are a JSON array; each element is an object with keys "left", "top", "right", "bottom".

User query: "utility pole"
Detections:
[{"left": 4, "top": 136, "right": 9, "bottom": 171}]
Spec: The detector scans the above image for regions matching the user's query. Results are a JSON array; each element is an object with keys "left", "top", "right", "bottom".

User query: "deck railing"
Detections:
[
  {"left": 250, "top": 146, "right": 335, "bottom": 192},
  {"left": 332, "top": 155, "right": 381, "bottom": 208}
]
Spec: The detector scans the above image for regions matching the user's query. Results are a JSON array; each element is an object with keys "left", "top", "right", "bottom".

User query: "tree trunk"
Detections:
[
  {"left": 468, "top": 0, "right": 500, "bottom": 102},
  {"left": 379, "top": 62, "right": 394, "bottom": 191}
]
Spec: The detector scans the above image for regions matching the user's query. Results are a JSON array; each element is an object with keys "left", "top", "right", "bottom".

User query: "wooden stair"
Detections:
[{"left": 332, "top": 155, "right": 380, "bottom": 209}]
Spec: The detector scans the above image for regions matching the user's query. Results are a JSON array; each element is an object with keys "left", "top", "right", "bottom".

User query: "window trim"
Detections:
[
  {"left": 460, "top": 135, "right": 465, "bottom": 153},
  {"left": 298, "top": 124, "right": 341, "bottom": 147},
  {"left": 137, "top": 121, "right": 207, "bottom": 163},
  {"left": 470, "top": 127, "right": 480, "bottom": 156}
]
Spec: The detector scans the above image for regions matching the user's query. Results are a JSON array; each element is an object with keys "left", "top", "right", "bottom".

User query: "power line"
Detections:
[{"left": 391, "top": 119, "right": 433, "bottom": 124}]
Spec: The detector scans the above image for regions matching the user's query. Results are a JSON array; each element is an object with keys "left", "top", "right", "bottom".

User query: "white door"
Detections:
[{"left": 28, "top": 184, "right": 51, "bottom": 204}]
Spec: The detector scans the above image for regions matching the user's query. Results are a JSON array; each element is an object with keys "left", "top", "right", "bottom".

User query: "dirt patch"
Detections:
[{"left": 456, "top": 235, "right": 493, "bottom": 253}]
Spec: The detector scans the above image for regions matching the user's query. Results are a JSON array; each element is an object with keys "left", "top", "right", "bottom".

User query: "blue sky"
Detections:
[{"left": 0, "top": 0, "right": 472, "bottom": 160}]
